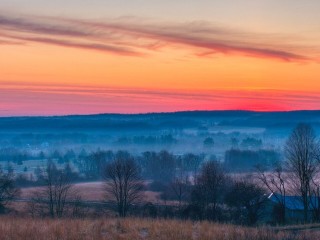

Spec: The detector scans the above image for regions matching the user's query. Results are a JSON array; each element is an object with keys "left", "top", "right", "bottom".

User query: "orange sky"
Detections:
[{"left": 1, "top": 1, "right": 320, "bottom": 116}]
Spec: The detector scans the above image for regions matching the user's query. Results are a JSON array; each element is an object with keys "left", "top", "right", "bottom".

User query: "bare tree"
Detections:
[
  {"left": 285, "top": 123, "right": 320, "bottom": 222},
  {"left": 30, "top": 161, "right": 75, "bottom": 218},
  {"left": 256, "top": 164, "right": 287, "bottom": 224},
  {"left": 191, "top": 160, "right": 226, "bottom": 220},
  {"left": 310, "top": 178, "right": 320, "bottom": 221},
  {"left": 170, "top": 170, "right": 190, "bottom": 211},
  {"left": 104, "top": 151, "right": 143, "bottom": 217},
  {"left": 0, "top": 169, "right": 19, "bottom": 213}
]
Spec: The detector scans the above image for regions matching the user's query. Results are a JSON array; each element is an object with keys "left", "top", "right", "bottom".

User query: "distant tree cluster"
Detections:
[
  {"left": 116, "top": 134, "right": 177, "bottom": 145},
  {"left": 224, "top": 149, "right": 280, "bottom": 172},
  {"left": 241, "top": 137, "right": 263, "bottom": 149},
  {"left": 0, "top": 147, "right": 28, "bottom": 165}
]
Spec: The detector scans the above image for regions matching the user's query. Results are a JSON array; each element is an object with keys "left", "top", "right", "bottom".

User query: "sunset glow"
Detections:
[{"left": 1, "top": 1, "right": 320, "bottom": 116}]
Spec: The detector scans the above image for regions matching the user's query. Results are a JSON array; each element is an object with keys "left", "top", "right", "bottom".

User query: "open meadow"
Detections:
[
  {"left": 0, "top": 217, "right": 319, "bottom": 240},
  {"left": 19, "top": 182, "right": 160, "bottom": 202}
]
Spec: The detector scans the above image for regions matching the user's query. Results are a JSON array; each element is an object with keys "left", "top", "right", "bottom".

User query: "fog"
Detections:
[{"left": 0, "top": 110, "right": 319, "bottom": 178}]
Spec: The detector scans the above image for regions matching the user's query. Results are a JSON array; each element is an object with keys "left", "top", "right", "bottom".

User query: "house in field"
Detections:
[{"left": 261, "top": 193, "right": 320, "bottom": 224}]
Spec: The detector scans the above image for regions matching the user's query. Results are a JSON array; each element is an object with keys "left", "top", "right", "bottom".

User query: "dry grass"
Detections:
[{"left": 0, "top": 217, "right": 318, "bottom": 240}]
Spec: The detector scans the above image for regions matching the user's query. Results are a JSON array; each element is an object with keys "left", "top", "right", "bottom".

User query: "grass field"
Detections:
[
  {"left": 0, "top": 217, "right": 319, "bottom": 240},
  {"left": 20, "top": 181, "right": 161, "bottom": 203}
]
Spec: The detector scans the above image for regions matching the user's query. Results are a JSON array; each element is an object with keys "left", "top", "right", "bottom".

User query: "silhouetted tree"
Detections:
[
  {"left": 285, "top": 123, "right": 320, "bottom": 222},
  {"left": 256, "top": 163, "right": 287, "bottom": 224},
  {"left": 0, "top": 168, "right": 19, "bottom": 213},
  {"left": 104, "top": 152, "right": 143, "bottom": 217},
  {"left": 81, "top": 150, "right": 113, "bottom": 179},
  {"left": 63, "top": 149, "right": 76, "bottom": 162},
  {"left": 191, "top": 160, "right": 226, "bottom": 220},
  {"left": 181, "top": 153, "right": 202, "bottom": 174},
  {"left": 30, "top": 161, "right": 75, "bottom": 218},
  {"left": 225, "top": 180, "right": 266, "bottom": 225},
  {"left": 170, "top": 171, "right": 190, "bottom": 211},
  {"left": 241, "top": 137, "right": 262, "bottom": 149},
  {"left": 203, "top": 137, "right": 214, "bottom": 149},
  {"left": 143, "top": 151, "right": 176, "bottom": 182},
  {"left": 38, "top": 151, "right": 45, "bottom": 160}
]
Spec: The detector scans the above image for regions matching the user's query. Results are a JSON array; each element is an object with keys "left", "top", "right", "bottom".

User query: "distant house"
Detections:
[{"left": 262, "top": 193, "right": 320, "bottom": 224}]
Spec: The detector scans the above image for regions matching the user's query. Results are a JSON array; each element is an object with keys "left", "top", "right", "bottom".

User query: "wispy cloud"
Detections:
[
  {"left": 0, "top": 14, "right": 90, "bottom": 37},
  {"left": 4, "top": 34, "right": 140, "bottom": 56},
  {"left": 0, "top": 37, "right": 23, "bottom": 45},
  {"left": 0, "top": 12, "right": 317, "bottom": 61},
  {"left": 86, "top": 19, "right": 311, "bottom": 61}
]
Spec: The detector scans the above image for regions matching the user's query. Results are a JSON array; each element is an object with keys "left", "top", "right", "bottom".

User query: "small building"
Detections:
[{"left": 262, "top": 193, "right": 320, "bottom": 224}]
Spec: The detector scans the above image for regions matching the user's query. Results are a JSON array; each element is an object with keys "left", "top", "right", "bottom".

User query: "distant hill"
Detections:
[{"left": 0, "top": 110, "right": 319, "bottom": 131}]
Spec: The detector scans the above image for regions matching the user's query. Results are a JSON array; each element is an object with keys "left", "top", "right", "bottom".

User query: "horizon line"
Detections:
[{"left": 1, "top": 109, "right": 320, "bottom": 118}]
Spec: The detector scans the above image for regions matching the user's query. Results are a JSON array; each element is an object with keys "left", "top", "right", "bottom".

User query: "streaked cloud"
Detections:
[
  {"left": 0, "top": 12, "right": 316, "bottom": 61},
  {"left": 0, "top": 14, "right": 89, "bottom": 37},
  {"left": 0, "top": 37, "right": 23, "bottom": 45},
  {"left": 4, "top": 34, "right": 141, "bottom": 56}
]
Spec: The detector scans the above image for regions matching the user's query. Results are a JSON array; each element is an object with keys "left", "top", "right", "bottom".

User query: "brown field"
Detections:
[
  {"left": 0, "top": 217, "right": 319, "bottom": 240},
  {"left": 20, "top": 182, "right": 161, "bottom": 203},
  {"left": 19, "top": 182, "right": 107, "bottom": 201}
]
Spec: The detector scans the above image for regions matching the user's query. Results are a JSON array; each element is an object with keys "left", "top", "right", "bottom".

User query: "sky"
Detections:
[{"left": 1, "top": 0, "right": 320, "bottom": 116}]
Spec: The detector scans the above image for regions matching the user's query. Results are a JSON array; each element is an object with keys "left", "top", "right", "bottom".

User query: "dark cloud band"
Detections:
[{"left": 0, "top": 13, "right": 315, "bottom": 61}]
